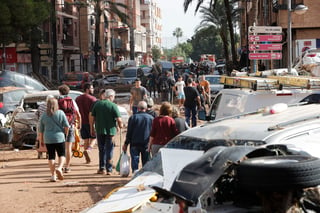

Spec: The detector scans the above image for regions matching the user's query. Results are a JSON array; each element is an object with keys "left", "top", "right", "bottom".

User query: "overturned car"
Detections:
[
  {"left": 83, "top": 103, "right": 320, "bottom": 213},
  {"left": 83, "top": 146, "right": 320, "bottom": 213}
]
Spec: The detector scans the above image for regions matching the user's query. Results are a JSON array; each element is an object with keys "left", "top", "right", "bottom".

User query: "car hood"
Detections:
[{"left": 169, "top": 146, "right": 270, "bottom": 204}]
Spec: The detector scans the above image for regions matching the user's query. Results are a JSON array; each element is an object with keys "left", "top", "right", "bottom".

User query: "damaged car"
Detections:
[
  {"left": 82, "top": 103, "right": 320, "bottom": 213},
  {"left": 10, "top": 90, "right": 82, "bottom": 148}
]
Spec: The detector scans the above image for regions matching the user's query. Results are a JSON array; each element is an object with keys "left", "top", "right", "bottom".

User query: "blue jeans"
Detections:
[
  {"left": 132, "top": 106, "right": 138, "bottom": 114},
  {"left": 130, "top": 146, "right": 149, "bottom": 172},
  {"left": 97, "top": 134, "right": 114, "bottom": 172},
  {"left": 185, "top": 106, "right": 197, "bottom": 127}
]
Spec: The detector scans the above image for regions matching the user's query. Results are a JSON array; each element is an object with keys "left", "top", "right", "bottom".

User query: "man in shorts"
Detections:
[
  {"left": 174, "top": 75, "right": 186, "bottom": 110},
  {"left": 75, "top": 83, "right": 97, "bottom": 164}
]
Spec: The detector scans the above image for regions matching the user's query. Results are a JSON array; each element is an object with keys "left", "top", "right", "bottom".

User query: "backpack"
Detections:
[
  {"left": 160, "top": 78, "right": 169, "bottom": 92},
  {"left": 58, "top": 96, "right": 75, "bottom": 125}
]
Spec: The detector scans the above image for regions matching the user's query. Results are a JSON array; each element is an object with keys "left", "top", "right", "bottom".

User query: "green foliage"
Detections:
[
  {"left": 189, "top": 26, "right": 224, "bottom": 61},
  {"left": 172, "top": 27, "right": 183, "bottom": 44},
  {"left": 178, "top": 42, "right": 193, "bottom": 57},
  {"left": 151, "top": 45, "right": 161, "bottom": 62},
  {"left": 0, "top": 0, "right": 50, "bottom": 45}
]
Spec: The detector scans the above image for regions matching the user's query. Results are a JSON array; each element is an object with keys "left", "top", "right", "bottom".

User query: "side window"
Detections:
[
  {"left": 14, "top": 74, "right": 25, "bottom": 86},
  {"left": 8, "top": 90, "right": 26, "bottom": 102},
  {"left": 209, "top": 93, "right": 222, "bottom": 119}
]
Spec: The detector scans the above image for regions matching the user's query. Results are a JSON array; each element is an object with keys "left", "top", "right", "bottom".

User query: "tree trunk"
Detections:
[
  {"left": 94, "top": 0, "right": 102, "bottom": 73},
  {"left": 224, "top": 0, "right": 238, "bottom": 68}
]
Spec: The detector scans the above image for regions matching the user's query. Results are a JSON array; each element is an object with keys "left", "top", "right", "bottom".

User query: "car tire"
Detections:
[{"left": 236, "top": 155, "right": 320, "bottom": 191}]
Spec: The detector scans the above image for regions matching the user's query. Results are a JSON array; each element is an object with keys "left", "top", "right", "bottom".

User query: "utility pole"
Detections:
[
  {"left": 51, "top": 0, "right": 58, "bottom": 81},
  {"left": 129, "top": 0, "right": 135, "bottom": 60}
]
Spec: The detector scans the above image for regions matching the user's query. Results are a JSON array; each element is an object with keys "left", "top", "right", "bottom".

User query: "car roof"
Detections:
[
  {"left": 180, "top": 104, "right": 320, "bottom": 142},
  {"left": 22, "top": 90, "right": 83, "bottom": 102}
]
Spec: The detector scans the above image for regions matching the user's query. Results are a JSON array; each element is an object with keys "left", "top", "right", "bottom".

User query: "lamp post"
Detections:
[{"left": 287, "top": 1, "right": 308, "bottom": 73}]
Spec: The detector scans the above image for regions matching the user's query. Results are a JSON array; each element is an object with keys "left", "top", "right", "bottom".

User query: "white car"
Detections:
[{"left": 82, "top": 103, "right": 320, "bottom": 213}]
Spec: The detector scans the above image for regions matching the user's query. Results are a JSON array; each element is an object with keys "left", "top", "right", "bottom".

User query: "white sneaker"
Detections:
[{"left": 50, "top": 175, "right": 57, "bottom": 182}]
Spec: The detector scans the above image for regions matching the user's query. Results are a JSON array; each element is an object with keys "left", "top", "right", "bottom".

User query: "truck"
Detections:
[{"left": 200, "top": 75, "right": 320, "bottom": 121}]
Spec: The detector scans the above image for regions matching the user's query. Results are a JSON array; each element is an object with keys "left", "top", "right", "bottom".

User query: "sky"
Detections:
[{"left": 156, "top": 0, "right": 202, "bottom": 48}]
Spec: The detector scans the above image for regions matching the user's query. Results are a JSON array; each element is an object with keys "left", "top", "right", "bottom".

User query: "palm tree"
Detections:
[
  {"left": 173, "top": 27, "right": 183, "bottom": 45},
  {"left": 184, "top": 0, "right": 239, "bottom": 70},
  {"left": 198, "top": 3, "right": 230, "bottom": 63},
  {"left": 89, "top": 0, "right": 128, "bottom": 72}
]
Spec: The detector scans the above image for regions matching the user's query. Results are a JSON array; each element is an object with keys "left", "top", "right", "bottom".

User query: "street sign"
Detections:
[
  {"left": 248, "top": 26, "right": 282, "bottom": 34},
  {"left": 249, "top": 35, "right": 282, "bottom": 42},
  {"left": 249, "top": 52, "right": 282, "bottom": 60},
  {"left": 249, "top": 43, "right": 282, "bottom": 51}
]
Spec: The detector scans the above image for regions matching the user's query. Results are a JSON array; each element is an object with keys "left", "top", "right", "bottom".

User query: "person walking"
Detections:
[
  {"left": 58, "top": 84, "right": 81, "bottom": 173},
  {"left": 90, "top": 89, "right": 123, "bottom": 175},
  {"left": 158, "top": 71, "right": 175, "bottom": 102},
  {"left": 38, "top": 97, "right": 69, "bottom": 182},
  {"left": 148, "top": 102, "right": 179, "bottom": 156},
  {"left": 145, "top": 96, "right": 158, "bottom": 118},
  {"left": 122, "top": 101, "right": 154, "bottom": 173},
  {"left": 129, "top": 78, "right": 148, "bottom": 114},
  {"left": 184, "top": 78, "right": 202, "bottom": 127},
  {"left": 174, "top": 75, "right": 185, "bottom": 110},
  {"left": 199, "top": 75, "right": 211, "bottom": 105},
  {"left": 171, "top": 106, "right": 189, "bottom": 133},
  {"left": 75, "top": 83, "right": 97, "bottom": 164}
]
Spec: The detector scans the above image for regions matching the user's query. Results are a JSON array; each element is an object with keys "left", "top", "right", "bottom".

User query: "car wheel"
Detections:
[{"left": 236, "top": 155, "right": 320, "bottom": 191}]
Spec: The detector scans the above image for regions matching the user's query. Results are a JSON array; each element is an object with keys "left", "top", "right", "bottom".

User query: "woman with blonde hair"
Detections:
[
  {"left": 148, "top": 102, "right": 179, "bottom": 156},
  {"left": 39, "top": 97, "right": 70, "bottom": 182},
  {"left": 171, "top": 105, "right": 189, "bottom": 133}
]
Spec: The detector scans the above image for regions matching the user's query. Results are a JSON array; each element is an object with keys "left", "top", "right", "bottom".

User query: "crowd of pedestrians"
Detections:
[{"left": 37, "top": 66, "right": 210, "bottom": 181}]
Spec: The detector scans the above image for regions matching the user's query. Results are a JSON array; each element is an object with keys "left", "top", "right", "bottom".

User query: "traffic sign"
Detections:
[
  {"left": 249, "top": 43, "right": 282, "bottom": 51},
  {"left": 248, "top": 26, "right": 282, "bottom": 34},
  {"left": 249, "top": 52, "right": 282, "bottom": 60},
  {"left": 249, "top": 35, "right": 282, "bottom": 42}
]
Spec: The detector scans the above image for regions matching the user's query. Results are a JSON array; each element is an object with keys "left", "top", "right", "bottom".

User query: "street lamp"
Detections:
[{"left": 287, "top": 1, "right": 308, "bottom": 73}]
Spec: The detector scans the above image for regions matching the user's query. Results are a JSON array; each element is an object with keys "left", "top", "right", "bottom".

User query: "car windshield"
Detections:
[
  {"left": 121, "top": 69, "right": 137, "bottom": 77},
  {"left": 205, "top": 76, "right": 221, "bottom": 84}
]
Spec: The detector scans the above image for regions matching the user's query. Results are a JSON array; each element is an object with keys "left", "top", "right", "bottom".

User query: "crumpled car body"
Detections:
[
  {"left": 10, "top": 90, "right": 83, "bottom": 148},
  {"left": 82, "top": 145, "right": 320, "bottom": 213}
]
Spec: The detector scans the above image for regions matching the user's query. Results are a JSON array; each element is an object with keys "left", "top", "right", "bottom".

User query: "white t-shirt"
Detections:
[{"left": 175, "top": 81, "right": 185, "bottom": 93}]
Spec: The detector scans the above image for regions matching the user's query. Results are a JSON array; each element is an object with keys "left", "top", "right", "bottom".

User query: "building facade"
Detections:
[{"left": 240, "top": 0, "right": 320, "bottom": 70}]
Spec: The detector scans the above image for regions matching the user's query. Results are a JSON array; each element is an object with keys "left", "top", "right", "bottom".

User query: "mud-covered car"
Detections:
[
  {"left": 83, "top": 146, "right": 320, "bottom": 213},
  {"left": 10, "top": 90, "right": 82, "bottom": 148},
  {"left": 82, "top": 103, "right": 320, "bottom": 213}
]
